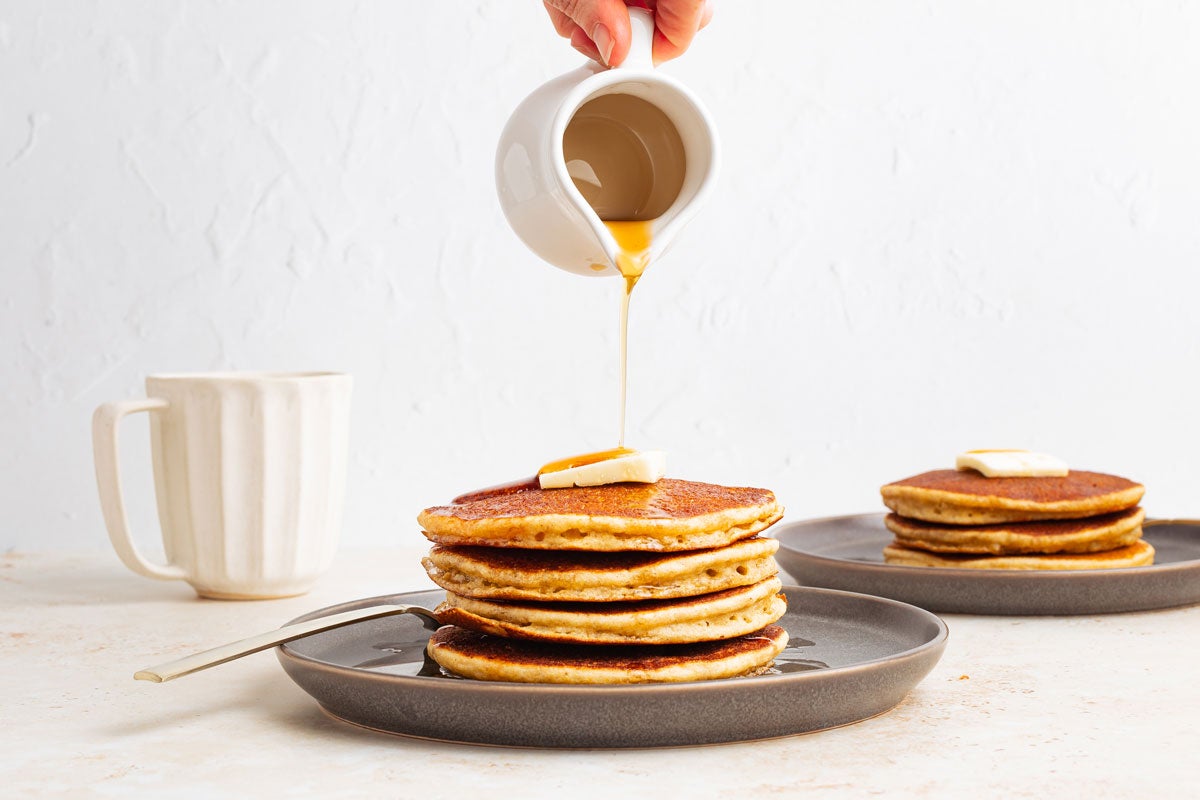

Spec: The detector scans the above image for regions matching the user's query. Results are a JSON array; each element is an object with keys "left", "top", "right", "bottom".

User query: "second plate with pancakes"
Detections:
[
  {"left": 417, "top": 477, "right": 789, "bottom": 684},
  {"left": 880, "top": 468, "right": 1153, "bottom": 570}
]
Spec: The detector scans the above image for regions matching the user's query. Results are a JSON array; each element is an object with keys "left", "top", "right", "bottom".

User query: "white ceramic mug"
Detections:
[
  {"left": 495, "top": 7, "right": 719, "bottom": 277},
  {"left": 91, "top": 372, "right": 352, "bottom": 600}
]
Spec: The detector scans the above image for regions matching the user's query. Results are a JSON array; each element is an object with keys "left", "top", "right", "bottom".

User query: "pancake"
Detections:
[
  {"left": 421, "top": 537, "right": 780, "bottom": 602},
  {"left": 885, "top": 507, "right": 1145, "bottom": 555},
  {"left": 435, "top": 576, "right": 787, "bottom": 645},
  {"left": 419, "top": 478, "right": 783, "bottom": 552},
  {"left": 428, "top": 624, "right": 789, "bottom": 684},
  {"left": 882, "top": 539, "right": 1155, "bottom": 570},
  {"left": 880, "top": 469, "right": 1144, "bottom": 524}
]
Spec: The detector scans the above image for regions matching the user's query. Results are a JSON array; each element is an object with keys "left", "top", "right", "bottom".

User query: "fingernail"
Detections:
[{"left": 592, "top": 23, "right": 614, "bottom": 65}]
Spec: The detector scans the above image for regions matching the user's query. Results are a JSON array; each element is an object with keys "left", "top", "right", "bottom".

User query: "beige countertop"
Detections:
[{"left": 2, "top": 548, "right": 1197, "bottom": 798}]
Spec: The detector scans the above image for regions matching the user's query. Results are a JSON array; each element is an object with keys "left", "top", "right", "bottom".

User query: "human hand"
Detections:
[{"left": 543, "top": 0, "right": 714, "bottom": 67}]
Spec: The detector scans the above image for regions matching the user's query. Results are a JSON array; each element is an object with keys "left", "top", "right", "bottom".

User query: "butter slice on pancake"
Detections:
[
  {"left": 428, "top": 624, "right": 789, "bottom": 684},
  {"left": 419, "top": 478, "right": 783, "bottom": 552},
  {"left": 885, "top": 507, "right": 1145, "bottom": 555},
  {"left": 880, "top": 469, "right": 1144, "bottom": 525},
  {"left": 435, "top": 576, "right": 786, "bottom": 645},
  {"left": 882, "top": 539, "right": 1155, "bottom": 570},
  {"left": 422, "top": 537, "right": 779, "bottom": 602}
]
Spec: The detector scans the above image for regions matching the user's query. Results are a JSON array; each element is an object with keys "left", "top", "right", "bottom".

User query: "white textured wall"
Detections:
[{"left": 3, "top": 1, "right": 1199, "bottom": 552}]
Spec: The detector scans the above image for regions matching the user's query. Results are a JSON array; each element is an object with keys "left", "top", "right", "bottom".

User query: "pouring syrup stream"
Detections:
[{"left": 605, "top": 219, "right": 652, "bottom": 448}]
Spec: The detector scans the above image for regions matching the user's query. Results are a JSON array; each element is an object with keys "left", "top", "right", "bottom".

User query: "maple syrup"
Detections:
[
  {"left": 560, "top": 93, "right": 686, "bottom": 454},
  {"left": 538, "top": 447, "right": 636, "bottom": 476},
  {"left": 562, "top": 94, "right": 685, "bottom": 221}
]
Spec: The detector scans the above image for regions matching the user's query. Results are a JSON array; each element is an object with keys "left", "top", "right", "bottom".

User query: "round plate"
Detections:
[
  {"left": 276, "top": 586, "right": 946, "bottom": 748},
  {"left": 775, "top": 514, "right": 1200, "bottom": 615}
]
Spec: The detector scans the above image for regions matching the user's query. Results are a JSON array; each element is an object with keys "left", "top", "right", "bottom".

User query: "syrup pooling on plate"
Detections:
[
  {"left": 764, "top": 644, "right": 828, "bottom": 675},
  {"left": 355, "top": 639, "right": 462, "bottom": 678}
]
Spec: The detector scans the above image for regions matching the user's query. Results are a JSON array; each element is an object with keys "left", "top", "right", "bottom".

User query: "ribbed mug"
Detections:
[{"left": 92, "top": 372, "right": 352, "bottom": 599}]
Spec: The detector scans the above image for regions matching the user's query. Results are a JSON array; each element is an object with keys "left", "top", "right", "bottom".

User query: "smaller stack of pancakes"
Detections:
[
  {"left": 880, "top": 469, "right": 1154, "bottom": 569},
  {"left": 417, "top": 478, "right": 789, "bottom": 684}
]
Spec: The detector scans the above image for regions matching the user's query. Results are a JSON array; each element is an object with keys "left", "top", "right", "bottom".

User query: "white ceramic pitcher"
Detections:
[{"left": 495, "top": 8, "right": 719, "bottom": 277}]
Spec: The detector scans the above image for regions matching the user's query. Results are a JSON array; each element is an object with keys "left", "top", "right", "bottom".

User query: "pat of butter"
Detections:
[
  {"left": 956, "top": 450, "right": 1068, "bottom": 478},
  {"left": 539, "top": 450, "right": 666, "bottom": 489}
]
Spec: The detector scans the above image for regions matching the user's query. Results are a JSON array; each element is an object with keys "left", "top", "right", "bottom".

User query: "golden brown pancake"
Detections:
[
  {"left": 435, "top": 576, "right": 787, "bottom": 645},
  {"left": 885, "top": 507, "right": 1145, "bottom": 555},
  {"left": 428, "top": 624, "right": 789, "bottom": 684},
  {"left": 421, "top": 537, "right": 780, "bottom": 602},
  {"left": 882, "top": 538, "right": 1155, "bottom": 570},
  {"left": 880, "top": 469, "right": 1144, "bottom": 524},
  {"left": 419, "top": 478, "right": 783, "bottom": 552}
]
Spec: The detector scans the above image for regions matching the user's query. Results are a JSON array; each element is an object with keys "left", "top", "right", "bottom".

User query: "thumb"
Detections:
[
  {"left": 544, "top": 0, "right": 634, "bottom": 66},
  {"left": 650, "top": 0, "right": 712, "bottom": 64}
]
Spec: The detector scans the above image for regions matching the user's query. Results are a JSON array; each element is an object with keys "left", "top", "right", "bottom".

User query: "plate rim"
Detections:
[
  {"left": 277, "top": 584, "right": 949, "bottom": 695},
  {"left": 774, "top": 512, "right": 1200, "bottom": 579}
]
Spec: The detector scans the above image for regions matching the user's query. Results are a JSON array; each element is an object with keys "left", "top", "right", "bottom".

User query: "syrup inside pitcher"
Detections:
[
  {"left": 562, "top": 92, "right": 688, "bottom": 447},
  {"left": 563, "top": 94, "right": 686, "bottom": 222}
]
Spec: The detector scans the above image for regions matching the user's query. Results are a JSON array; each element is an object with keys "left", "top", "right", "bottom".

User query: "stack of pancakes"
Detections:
[
  {"left": 880, "top": 469, "right": 1154, "bottom": 569},
  {"left": 417, "top": 478, "right": 789, "bottom": 683}
]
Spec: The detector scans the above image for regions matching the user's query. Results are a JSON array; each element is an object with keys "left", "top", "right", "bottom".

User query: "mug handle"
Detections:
[{"left": 92, "top": 399, "right": 187, "bottom": 581}]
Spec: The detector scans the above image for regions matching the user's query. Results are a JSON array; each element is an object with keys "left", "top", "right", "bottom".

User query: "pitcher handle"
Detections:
[
  {"left": 92, "top": 398, "right": 187, "bottom": 581},
  {"left": 619, "top": 7, "right": 656, "bottom": 70}
]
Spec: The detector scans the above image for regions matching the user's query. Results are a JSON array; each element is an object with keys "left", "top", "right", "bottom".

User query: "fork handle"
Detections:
[{"left": 134, "top": 604, "right": 438, "bottom": 683}]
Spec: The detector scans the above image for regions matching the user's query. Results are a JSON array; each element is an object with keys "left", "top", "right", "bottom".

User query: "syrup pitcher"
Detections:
[{"left": 495, "top": 7, "right": 719, "bottom": 276}]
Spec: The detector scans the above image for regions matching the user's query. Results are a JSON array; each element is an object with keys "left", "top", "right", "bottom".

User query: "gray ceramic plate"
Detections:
[
  {"left": 276, "top": 586, "right": 946, "bottom": 748},
  {"left": 775, "top": 514, "right": 1200, "bottom": 615}
]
